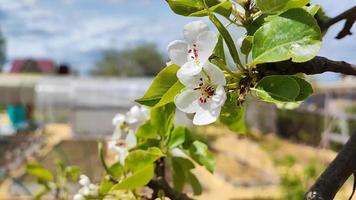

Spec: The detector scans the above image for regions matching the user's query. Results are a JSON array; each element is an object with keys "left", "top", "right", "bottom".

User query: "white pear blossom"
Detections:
[
  {"left": 125, "top": 105, "right": 149, "bottom": 125},
  {"left": 108, "top": 129, "right": 137, "bottom": 165},
  {"left": 74, "top": 175, "right": 99, "bottom": 200},
  {"left": 168, "top": 21, "right": 217, "bottom": 78},
  {"left": 174, "top": 62, "right": 227, "bottom": 125}
]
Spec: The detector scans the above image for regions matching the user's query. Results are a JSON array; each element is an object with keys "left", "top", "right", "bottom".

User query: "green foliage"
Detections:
[
  {"left": 112, "top": 164, "right": 154, "bottom": 190},
  {"left": 188, "top": 141, "right": 215, "bottom": 172},
  {"left": 91, "top": 43, "right": 165, "bottom": 77},
  {"left": 124, "top": 148, "right": 163, "bottom": 173},
  {"left": 291, "top": 76, "right": 313, "bottom": 101},
  {"left": 256, "top": 0, "right": 309, "bottom": 14},
  {"left": 168, "top": 126, "right": 187, "bottom": 149},
  {"left": 26, "top": 161, "right": 81, "bottom": 200},
  {"left": 210, "top": 14, "right": 242, "bottom": 67},
  {"left": 26, "top": 163, "right": 54, "bottom": 182},
  {"left": 220, "top": 94, "right": 246, "bottom": 133},
  {"left": 251, "top": 8, "right": 321, "bottom": 65},
  {"left": 154, "top": 81, "right": 184, "bottom": 108},
  {"left": 255, "top": 75, "right": 301, "bottom": 102},
  {"left": 240, "top": 36, "right": 253, "bottom": 55},
  {"left": 171, "top": 157, "right": 202, "bottom": 195},
  {"left": 166, "top": 0, "right": 232, "bottom": 18},
  {"left": 136, "top": 120, "right": 158, "bottom": 139},
  {"left": 254, "top": 75, "right": 313, "bottom": 105},
  {"left": 150, "top": 104, "right": 175, "bottom": 137},
  {"left": 136, "top": 64, "right": 180, "bottom": 106}
]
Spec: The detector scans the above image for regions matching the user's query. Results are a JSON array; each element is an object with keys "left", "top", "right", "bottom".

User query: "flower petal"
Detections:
[
  {"left": 112, "top": 128, "right": 122, "bottom": 140},
  {"left": 167, "top": 40, "right": 188, "bottom": 66},
  {"left": 178, "top": 61, "right": 202, "bottom": 78},
  {"left": 193, "top": 106, "right": 222, "bottom": 125},
  {"left": 112, "top": 113, "right": 125, "bottom": 126},
  {"left": 79, "top": 175, "right": 90, "bottom": 186},
  {"left": 203, "top": 62, "right": 226, "bottom": 85},
  {"left": 183, "top": 21, "right": 209, "bottom": 44},
  {"left": 174, "top": 89, "right": 200, "bottom": 114},
  {"left": 196, "top": 31, "right": 217, "bottom": 64},
  {"left": 126, "top": 130, "right": 137, "bottom": 149},
  {"left": 211, "top": 85, "right": 227, "bottom": 109},
  {"left": 177, "top": 67, "right": 204, "bottom": 87}
]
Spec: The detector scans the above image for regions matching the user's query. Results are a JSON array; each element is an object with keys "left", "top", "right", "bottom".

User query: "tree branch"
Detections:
[
  {"left": 147, "top": 158, "right": 193, "bottom": 200},
  {"left": 304, "top": 132, "right": 356, "bottom": 200},
  {"left": 256, "top": 56, "right": 356, "bottom": 78},
  {"left": 319, "top": 5, "right": 356, "bottom": 39}
]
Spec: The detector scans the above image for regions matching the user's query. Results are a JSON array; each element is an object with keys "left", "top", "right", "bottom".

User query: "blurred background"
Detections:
[{"left": 0, "top": 0, "right": 355, "bottom": 199}]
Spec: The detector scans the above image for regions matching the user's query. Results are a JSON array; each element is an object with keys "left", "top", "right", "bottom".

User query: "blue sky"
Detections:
[{"left": 0, "top": 0, "right": 355, "bottom": 79}]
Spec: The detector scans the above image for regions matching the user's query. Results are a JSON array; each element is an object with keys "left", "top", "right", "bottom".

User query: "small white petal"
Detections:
[
  {"left": 174, "top": 89, "right": 200, "bottom": 114},
  {"left": 211, "top": 85, "right": 227, "bottom": 109},
  {"left": 193, "top": 106, "right": 222, "bottom": 125},
  {"left": 126, "top": 105, "right": 149, "bottom": 124},
  {"left": 183, "top": 21, "right": 209, "bottom": 44},
  {"left": 203, "top": 62, "right": 226, "bottom": 85},
  {"left": 80, "top": 187, "right": 90, "bottom": 196},
  {"left": 170, "top": 148, "right": 187, "bottom": 158},
  {"left": 112, "top": 114, "right": 125, "bottom": 126},
  {"left": 79, "top": 175, "right": 90, "bottom": 186},
  {"left": 177, "top": 69, "right": 204, "bottom": 87},
  {"left": 117, "top": 148, "right": 129, "bottom": 165},
  {"left": 168, "top": 40, "right": 188, "bottom": 66},
  {"left": 196, "top": 31, "right": 217, "bottom": 64},
  {"left": 178, "top": 61, "right": 202, "bottom": 77},
  {"left": 125, "top": 130, "right": 137, "bottom": 149},
  {"left": 73, "top": 194, "right": 84, "bottom": 200},
  {"left": 112, "top": 128, "right": 122, "bottom": 140}
]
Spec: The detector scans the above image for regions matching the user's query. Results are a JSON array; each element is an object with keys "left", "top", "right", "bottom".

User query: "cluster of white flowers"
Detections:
[
  {"left": 108, "top": 105, "right": 149, "bottom": 165},
  {"left": 73, "top": 175, "right": 99, "bottom": 200},
  {"left": 168, "top": 21, "right": 227, "bottom": 125}
]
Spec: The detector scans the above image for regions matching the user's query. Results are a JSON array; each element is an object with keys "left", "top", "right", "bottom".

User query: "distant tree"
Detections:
[
  {"left": 91, "top": 43, "right": 166, "bottom": 77},
  {"left": 0, "top": 28, "right": 6, "bottom": 70}
]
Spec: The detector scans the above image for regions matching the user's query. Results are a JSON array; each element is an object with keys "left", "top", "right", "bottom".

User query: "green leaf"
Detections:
[
  {"left": 219, "top": 94, "right": 246, "bottom": 133},
  {"left": 166, "top": 0, "right": 204, "bottom": 16},
  {"left": 251, "top": 8, "right": 321, "bottom": 65},
  {"left": 241, "top": 36, "right": 253, "bottom": 55},
  {"left": 151, "top": 104, "right": 175, "bottom": 136},
  {"left": 136, "top": 64, "right": 179, "bottom": 107},
  {"left": 213, "top": 35, "right": 226, "bottom": 64},
  {"left": 109, "top": 163, "right": 123, "bottom": 178},
  {"left": 190, "top": 1, "right": 233, "bottom": 18},
  {"left": 304, "top": 4, "right": 320, "bottom": 16},
  {"left": 247, "top": 14, "right": 267, "bottom": 36},
  {"left": 187, "top": 172, "right": 202, "bottom": 195},
  {"left": 136, "top": 121, "right": 158, "bottom": 140},
  {"left": 125, "top": 148, "right": 163, "bottom": 173},
  {"left": 112, "top": 164, "right": 154, "bottom": 190},
  {"left": 26, "top": 163, "right": 53, "bottom": 182},
  {"left": 65, "top": 166, "right": 80, "bottom": 181},
  {"left": 154, "top": 81, "right": 184, "bottom": 108},
  {"left": 209, "top": 14, "right": 242, "bottom": 67},
  {"left": 171, "top": 157, "right": 187, "bottom": 191},
  {"left": 291, "top": 76, "right": 313, "bottom": 101},
  {"left": 166, "top": 0, "right": 231, "bottom": 18},
  {"left": 171, "top": 157, "right": 195, "bottom": 192},
  {"left": 254, "top": 75, "right": 300, "bottom": 102},
  {"left": 256, "top": 0, "right": 309, "bottom": 13},
  {"left": 168, "top": 126, "right": 187, "bottom": 149},
  {"left": 189, "top": 141, "right": 215, "bottom": 172},
  {"left": 99, "top": 176, "right": 115, "bottom": 195}
]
